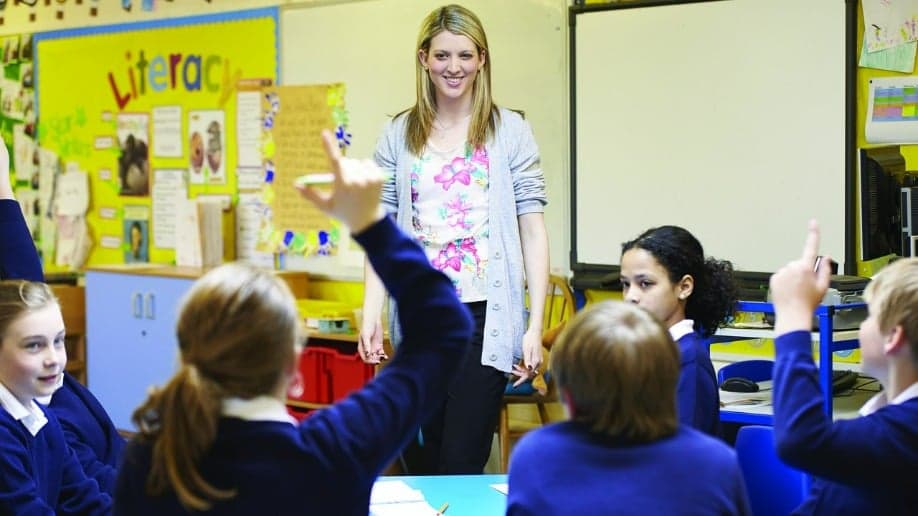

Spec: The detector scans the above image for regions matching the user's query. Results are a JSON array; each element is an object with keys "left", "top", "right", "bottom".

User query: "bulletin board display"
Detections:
[{"left": 35, "top": 8, "right": 278, "bottom": 266}]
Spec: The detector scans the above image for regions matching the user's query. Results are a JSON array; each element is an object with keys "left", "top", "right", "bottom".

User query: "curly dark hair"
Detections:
[{"left": 621, "top": 226, "right": 737, "bottom": 337}]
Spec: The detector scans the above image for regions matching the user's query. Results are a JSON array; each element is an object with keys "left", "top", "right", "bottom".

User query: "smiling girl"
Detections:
[{"left": 0, "top": 280, "right": 110, "bottom": 514}]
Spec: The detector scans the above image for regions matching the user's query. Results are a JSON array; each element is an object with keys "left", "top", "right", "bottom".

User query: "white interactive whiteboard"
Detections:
[{"left": 571, "top": 0, "right": 853, "bottom": 275}]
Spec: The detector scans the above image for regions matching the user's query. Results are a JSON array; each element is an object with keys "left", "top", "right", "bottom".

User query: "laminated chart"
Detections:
[{"left": 866, "top": 77, "right": 918, "bottom": 143}]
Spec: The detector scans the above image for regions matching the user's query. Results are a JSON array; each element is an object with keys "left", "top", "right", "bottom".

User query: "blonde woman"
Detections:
[{"left": 360, "top": 4, "right": 549, "bottom": 474}]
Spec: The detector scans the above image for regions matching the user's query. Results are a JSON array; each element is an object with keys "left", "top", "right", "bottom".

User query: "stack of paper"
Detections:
[
  {"left": 175, "top": 197, "right": 224, "bottom": 268},
  {"left": 369, "top": 480, "right": 439, "bottom": 516}
]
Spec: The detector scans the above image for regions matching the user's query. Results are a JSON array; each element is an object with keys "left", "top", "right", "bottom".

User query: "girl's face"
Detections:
[
  {"left": 0, "top": 304, "right": 66, "bottom": 406},
  {"left": 620, "top": 248, "right": 692, "bottom": 329},
  {"left": 419, "top": 31, "right": 484, "bottom": 107}
]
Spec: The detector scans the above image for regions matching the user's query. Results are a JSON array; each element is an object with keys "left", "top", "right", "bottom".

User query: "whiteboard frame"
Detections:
[{"left": 568, "top": 0, "right": 857, "bottom": 286}]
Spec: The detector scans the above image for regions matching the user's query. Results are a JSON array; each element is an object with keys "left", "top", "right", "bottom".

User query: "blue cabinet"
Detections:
[{"left": 86, "top": 269, "right": 195, "bottom": 430}]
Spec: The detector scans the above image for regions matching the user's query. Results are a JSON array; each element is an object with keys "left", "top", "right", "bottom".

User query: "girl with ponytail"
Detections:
[
  {"left": 620, "top": 225, "right": 737, "bottom": 436},
  {"left": 114, "top": 131, "right": 473, "bottom": 515}
]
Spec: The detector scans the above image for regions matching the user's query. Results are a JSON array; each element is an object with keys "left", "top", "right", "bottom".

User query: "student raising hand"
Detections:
[
  {"left": 295, "top": 129, "right": 386, "bottom": 235},
  {"left": 769, "top": 220, "right": 832, "bottom": 337}
]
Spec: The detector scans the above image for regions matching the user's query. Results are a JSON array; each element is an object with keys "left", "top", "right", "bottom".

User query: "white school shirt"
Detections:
[
  {"left": 859, "top": 381, "right": 918, "bottom": 416},
  {"left": 0, "top": 381, "right": 48, "bottom": 436},
  {"left": 669, "top": 319, "right": 696, "bottom": 341},
  {"left": 222, "top": 395, "right": 298, "bottom": 425}
]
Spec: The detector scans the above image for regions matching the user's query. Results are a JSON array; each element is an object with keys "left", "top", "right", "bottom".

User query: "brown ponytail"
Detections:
[
  {"left": 133, "top": 364, "right": 232, "bottom": 511},
  {"left": 131, "top": 263, "right": 301, "bottom": 511}
]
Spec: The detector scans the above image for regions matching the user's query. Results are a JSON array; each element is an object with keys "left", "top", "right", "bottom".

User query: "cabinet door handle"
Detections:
[
  {"left": 144, "top": 293, "right": 156, "bottom": 320},
  {"left": 132, "top": 292, "right": 143, "bottom": 319}
]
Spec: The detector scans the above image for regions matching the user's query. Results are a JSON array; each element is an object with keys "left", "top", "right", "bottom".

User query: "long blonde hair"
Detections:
[
  {"left": 132, "top": 263, "right": 301, "bottom": 511},
  {"left": 405, "top": 4, "right": 498, "bottom": 155},
  {"left": 551, "top": 301, "right": 680, "bottom": 442}
]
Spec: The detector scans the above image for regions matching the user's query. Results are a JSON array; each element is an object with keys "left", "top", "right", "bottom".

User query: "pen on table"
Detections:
[
  {"left": 436, "top": 502, "right": 449, "bottom": 514},
  {"left": 295, "top": 171, "right": 393, "bottom": 186}
]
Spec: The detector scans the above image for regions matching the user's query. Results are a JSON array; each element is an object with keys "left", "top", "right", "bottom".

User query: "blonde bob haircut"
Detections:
[
  {"left": 0, "top": 280, "right": 59, "bottom": 347},
  {"left": 132, "top": 263, "right": 302, "bottom": 512},
  {"left": 405, "top": 4, "right": 498, "bottom": 155},
  {"left": 864, "top": 257, "right": 918, "bottom": 364},
  {"left": 551, "top": 301, "right": 680, "bottom": 442}
]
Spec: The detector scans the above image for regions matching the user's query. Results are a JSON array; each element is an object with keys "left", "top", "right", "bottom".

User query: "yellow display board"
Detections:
[{"left": 35, "top": 8, "right": 277, "bottom": 266}]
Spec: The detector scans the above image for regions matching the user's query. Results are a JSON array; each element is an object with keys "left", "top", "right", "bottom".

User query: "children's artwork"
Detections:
[
  {"left": 123, "top": 205, "right": 150, "bottom": 263},
  {"left": 260, "top": 83, "right": 348, "bottom": 256},
  {"left": 35, "top": 9, "right": 277, "bottom": 266},
  {"left": 2, "top": 35, "right": 20, "bottom": 64},
  {"left": 116, "top": 113, "right": 151, "bottom": 196},
  {"left": 863, "top": 0, "right": 918, "bottom": 53},
  {"left": 859, "top": 36, "right": 917, "bottom": 73},
  {"left": 188, "top": 110, "right": 226, "bottom": 185}
]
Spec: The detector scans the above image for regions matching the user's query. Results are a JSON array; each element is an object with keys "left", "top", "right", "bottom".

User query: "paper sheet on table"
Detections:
[
  {"left": 370, "top": 480, "right": 425, "bottom": 504},
  {"left": 491, "top": 483, "right": 509, "bottom": 495},
  {"left": 369, "top": 480, "right": 438, "bottom": 516}
]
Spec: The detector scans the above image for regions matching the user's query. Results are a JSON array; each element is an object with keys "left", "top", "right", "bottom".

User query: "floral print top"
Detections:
[{"left": 411, "top": 142, "right": 490, "bottom": 302}]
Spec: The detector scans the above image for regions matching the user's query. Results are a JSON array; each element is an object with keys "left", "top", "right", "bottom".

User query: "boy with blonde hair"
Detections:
[
  {"left": 770, "top": 222, "right": 918, "bottom": 514},
  {"left": 507, "top": 301, "right": 750, "bottom": 515}
]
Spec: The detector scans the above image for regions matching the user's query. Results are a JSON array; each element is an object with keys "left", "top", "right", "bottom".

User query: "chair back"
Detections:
[
  {"left": 717, "top": 359, "right": 774, "bottom": 385},
  {"left": 540, "top": 274, "right": 576, "bottom": 350},
  {"left": 735, "top": 425, "right": 808, "bottom": 516}
]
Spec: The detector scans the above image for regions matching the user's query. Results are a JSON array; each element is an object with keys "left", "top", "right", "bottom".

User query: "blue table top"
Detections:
[{"left": 382, "top": 474, "right": 508, "bottom": 516}]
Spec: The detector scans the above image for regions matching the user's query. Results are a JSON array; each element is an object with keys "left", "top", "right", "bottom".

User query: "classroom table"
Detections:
[{"left": 378, "top": 474, "right": 508, "bottom": 515}]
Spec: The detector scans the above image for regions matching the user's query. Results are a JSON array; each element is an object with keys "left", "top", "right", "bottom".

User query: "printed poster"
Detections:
[
  {"left": 188, "top": 110, "right": 226, "bottom": 185},
  {"left": 116, "top": 113, "right": 151, "bottom": 196}
]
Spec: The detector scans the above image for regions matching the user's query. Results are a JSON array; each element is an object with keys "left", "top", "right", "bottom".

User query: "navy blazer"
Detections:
[{"left": 1, "top": 198, "right": 124, "bottom": 494}]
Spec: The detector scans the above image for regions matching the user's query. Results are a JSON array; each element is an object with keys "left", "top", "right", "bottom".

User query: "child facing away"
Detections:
[
  {"left": 1, "top": 133, "right": 125, "bottom": 494},
  {"left": 112, "top": 130, "right": 473, "bottom": 515},
  {"left": 620, "top": 225, "right": 736, "bottom": 436},
  {"left": 507, "top": 301, "right": 750, "bottom": 515},
  {"left": 0, "top": 280, "right": 111, "bottom": 514},
  {"left": 770, "top": 222, "right": 918, "bottom": 515}
]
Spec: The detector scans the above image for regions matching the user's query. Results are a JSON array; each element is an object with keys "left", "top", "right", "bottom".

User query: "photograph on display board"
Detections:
[
  {"left": 123, "top": 217, "right": 149, "bottom": 263},
  {"left": 116, "top": 113, "right": 151, "bottom": 196},
  {"left": 188, "top": 110, "right": 226, "bottom": 185}
]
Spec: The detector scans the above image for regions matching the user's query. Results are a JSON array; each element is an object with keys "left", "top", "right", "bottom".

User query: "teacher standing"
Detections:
[{"left": 358, "top": 4, "right": 549, "bottom": 474}]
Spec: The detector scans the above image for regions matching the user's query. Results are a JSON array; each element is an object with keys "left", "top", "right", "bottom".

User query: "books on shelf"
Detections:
[{"left": 175, "top": 197, "right": 223, "bottom": 268}]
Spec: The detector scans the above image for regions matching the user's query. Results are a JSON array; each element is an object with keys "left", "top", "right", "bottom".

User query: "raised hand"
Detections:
[
  {"left": 769, "top": 220, "right": 832, "bottom": 335},
  {"left": 295, "top": 129, "right": 385, "bottom": 234}
]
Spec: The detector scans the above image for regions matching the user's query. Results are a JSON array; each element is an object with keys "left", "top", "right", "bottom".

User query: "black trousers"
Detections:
[{"left": 403, "top": 301, "right": 508, "bottom": 474}]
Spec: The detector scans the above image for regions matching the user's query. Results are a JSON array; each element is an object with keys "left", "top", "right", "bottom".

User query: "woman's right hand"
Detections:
[{"left": 358, "top": 318, "right": 387, "bottom": 364}]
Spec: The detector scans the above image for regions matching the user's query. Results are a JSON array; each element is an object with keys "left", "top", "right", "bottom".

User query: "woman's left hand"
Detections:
[{"left": 510, "top": 329, "right": 543, "bottom": 387}]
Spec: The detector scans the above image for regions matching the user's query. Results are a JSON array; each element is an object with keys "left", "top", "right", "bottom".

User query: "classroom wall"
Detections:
[
  {"left": 280, "top": 0, "right": 570, "bottom": 279},
  {"left": 0, "top": 0, "right": 291, "bottom": 36},
  {"left": 4, "top": 0, "right": 572, "bottom": 278}
]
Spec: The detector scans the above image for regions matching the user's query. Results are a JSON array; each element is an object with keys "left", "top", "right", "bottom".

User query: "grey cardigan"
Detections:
[{"left": 374, "top": 107, "right": 547, "bottom": 373}]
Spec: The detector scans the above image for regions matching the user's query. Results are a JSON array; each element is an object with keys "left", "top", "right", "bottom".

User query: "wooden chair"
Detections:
[
  {"left": 51, "top": 284, "right": 87, "bottom": 385},
  {"left": 497, "top": 274, "right": 576, "bottom": 473}
]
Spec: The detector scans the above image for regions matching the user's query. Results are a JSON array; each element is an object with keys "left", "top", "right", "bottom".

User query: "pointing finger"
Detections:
[{"left": 801, "top": 219, "right": 820, "bottom": 265}]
